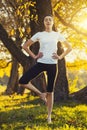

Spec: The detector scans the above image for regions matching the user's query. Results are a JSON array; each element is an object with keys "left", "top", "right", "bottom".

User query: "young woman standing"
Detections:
[{"left": 19, "top": 15, "right": 72, "bottom": 123}]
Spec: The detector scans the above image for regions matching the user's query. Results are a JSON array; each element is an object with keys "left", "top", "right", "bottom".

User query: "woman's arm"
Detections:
[
  {"left": 52, "top": 41, "right": 72, "bottom": 60},
  {"left": 22, "top": 39, "right": 43, "bottom": 59}
]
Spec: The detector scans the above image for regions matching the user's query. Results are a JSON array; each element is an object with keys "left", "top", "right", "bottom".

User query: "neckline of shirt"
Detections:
[{"left": 44, "top": 31, "right": 54, "bottom": 33}]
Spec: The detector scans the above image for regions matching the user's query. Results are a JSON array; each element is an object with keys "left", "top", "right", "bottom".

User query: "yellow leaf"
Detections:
[
  {"left": 26, "top": 27, "right": 30, "bottom": 34},
  {"left": 0, "top": 69, "right": 4, "bottom": 78},
  {"left": 10, "top": 29, "right": 15, "bottom": 36},
  {"left": 24, "top": 3, "right": 27, "bottom": 9},
  {"left": 16, "top": 9, "right": 20, "bottom": 15},
  {"left": 20, "top": 32, "right": 23, "bottom": 38}
]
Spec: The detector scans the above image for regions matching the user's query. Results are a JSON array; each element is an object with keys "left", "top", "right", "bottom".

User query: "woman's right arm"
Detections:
[
  {"left": 22, "top": 39, "right": 43, "bottom": 59},
  {"left": 22, "top": 39, "right": 37, "bottom": 59}
]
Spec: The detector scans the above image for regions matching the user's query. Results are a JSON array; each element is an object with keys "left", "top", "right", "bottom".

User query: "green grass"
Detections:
[{"left": 0, "top": 86, "right": 87, "bottom": 130}]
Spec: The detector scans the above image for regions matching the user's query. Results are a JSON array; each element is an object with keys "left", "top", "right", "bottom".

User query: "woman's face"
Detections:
[{"left": 44, "top": 16, "right": 54, "bottom": 29}]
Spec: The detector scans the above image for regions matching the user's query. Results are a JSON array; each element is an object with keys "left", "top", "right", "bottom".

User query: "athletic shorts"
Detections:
[{"left": 19, "top": 63, "right": 57, "bottom": 92}]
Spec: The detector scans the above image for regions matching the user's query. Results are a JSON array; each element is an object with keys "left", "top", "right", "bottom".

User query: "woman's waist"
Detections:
[
  {"left": 37, "top": 56, "right": 58, "bottom": 64},
  {"left": 40, "top": 51, "right": 55, "bottom": 58}
]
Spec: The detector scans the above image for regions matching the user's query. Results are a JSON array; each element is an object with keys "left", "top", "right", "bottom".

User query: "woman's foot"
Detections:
[
  {"left": 40, "top": 93, "right": 47, "bottom": 105},
  {"left": 47, "top": 117, "right": 52, "bottom": 123}
]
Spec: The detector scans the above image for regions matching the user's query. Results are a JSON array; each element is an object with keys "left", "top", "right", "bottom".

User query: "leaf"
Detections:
[
  {"left": 16, "top": 9, "right": 20, "bottom": 15},
  {"left": 9, "top": 29, "right": 15, "bottom": 36}
]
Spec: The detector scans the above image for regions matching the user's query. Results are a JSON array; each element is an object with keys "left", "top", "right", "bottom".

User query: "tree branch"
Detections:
[
  {"left": 0, "top": 60, "right": 12, "bottom": 69},
  {"left": 54, "top": 11, "right": 87, "bottom": 37},
  {"left": 0, "top": 23, "right": 29, "bottom": 67}
]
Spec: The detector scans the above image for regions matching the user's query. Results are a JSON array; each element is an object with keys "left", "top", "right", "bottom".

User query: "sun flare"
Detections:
[{"left": 79, "top": 19, "right": 87, "bottom": 29}]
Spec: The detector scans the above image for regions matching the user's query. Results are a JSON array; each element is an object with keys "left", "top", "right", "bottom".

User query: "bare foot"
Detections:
[
  {"left": 47, "top": 117, "right": 52, "bottom": 123},
  {"left": 40, "top": 93, "right": 47, "bottom": 105}
]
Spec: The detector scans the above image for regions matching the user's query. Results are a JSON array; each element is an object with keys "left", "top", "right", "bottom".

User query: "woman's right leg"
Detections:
[
  {"left": 19, "top": 82, "right": 47, "bottom": 102},
  {"left": 19, "top": 63, "right": 47, "bottom": 102}
]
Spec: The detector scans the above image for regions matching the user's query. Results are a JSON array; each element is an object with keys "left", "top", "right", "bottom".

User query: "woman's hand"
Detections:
[
  {"left": 52, "top": 53, "right": 62, "bottom": 60},
  {"left": 34, "top": 52, "right": 43, "bottom": 60}
]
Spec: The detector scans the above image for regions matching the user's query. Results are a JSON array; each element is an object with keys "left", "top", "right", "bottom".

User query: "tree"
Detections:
[
  {"left": 0, "top": 24, "right": 29, "bottom": 67},
  {"left": 70, "top": 86, "right": 87, "bottom": 103},
  {"left": 0, "top": 0, "right": 32, "bottom": 94},
  {"left": 6, "top": 57, "right": 19, "bottom": 94},
  {"left": 29, "top": 0, "right": 53, "bottom": 93},
  {"left": 0, "top": 0, "right": 87, "bottom": 102},
  {"left": 54, "top": 42, "right": 69, "bottom": 102},
  {"left": 0, "top": 0, "right": 69, "bottom": 102}
]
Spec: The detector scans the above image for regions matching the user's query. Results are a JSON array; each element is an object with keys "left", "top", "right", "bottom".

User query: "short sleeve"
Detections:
[
  {"left": 58, "top": 32, "right": 66, "bottom": 42},
  {"left": 30, "top": 32, "right": 40, "bottom": 42}
]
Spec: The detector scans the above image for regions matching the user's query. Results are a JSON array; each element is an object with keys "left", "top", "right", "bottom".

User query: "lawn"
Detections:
[{"left": 0, "top": 86, "right": 87, "bottom": 130}]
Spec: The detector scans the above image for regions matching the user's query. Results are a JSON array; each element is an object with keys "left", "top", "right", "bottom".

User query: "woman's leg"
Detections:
[
  {"left": 19, "top": 63, "right": 47, "bottom": 102},
  {"left": 46, "top": 92, "right": 54, "bottom": 123},
  {"left": 19, "top": 82, "right": 47, "bottom": 102},
  {"left": 46, "top": 64, "right": 57, "bottom": 123}
]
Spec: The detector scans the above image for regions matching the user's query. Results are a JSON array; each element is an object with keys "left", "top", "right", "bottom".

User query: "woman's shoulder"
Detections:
[
  {"left": 52, "top": 31, "right": 61, "bottom": 35},
  {"left": 53, "top": 31, "right": 63, "bottom": 36},
  {"left": 33, "top": 32, "right": 42, "bottom": 36},
  {"left": 36, "top": 31, "right": 44, "bottom": 35}
]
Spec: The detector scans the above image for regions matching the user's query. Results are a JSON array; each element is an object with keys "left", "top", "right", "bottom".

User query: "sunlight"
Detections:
[
  {"left": 79, "top": 19, "right": 87, "bottom": 29},
  {"left": 77, "top": 7, "right": 87, "bottom": 30},
  {"left": 66, "top": 49, "right": 87, "bottom": 62}
]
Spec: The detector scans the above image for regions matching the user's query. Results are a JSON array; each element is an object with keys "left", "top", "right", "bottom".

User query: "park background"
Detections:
[{"left": 0, "top": 0, "right": 87, "bottom": 129}]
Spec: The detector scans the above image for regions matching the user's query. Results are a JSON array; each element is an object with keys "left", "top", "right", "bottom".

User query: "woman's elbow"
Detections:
[
  {"left": 22, "top": 40, "right": 32, "bottom": 50},
  {"left": 67, "top": 43, "right": 72, "bottom": 52},
  {"left": 69, "top": 45, "right": 72, "bottom": 52},
  {"left": 22, "top": 44, "right": 27, "bottom": 50},
  {"left": 22, "top": 45, "right": 25, "bottom": 50}
]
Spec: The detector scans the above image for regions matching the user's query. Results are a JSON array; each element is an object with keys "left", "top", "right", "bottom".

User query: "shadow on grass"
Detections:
[
  {"left": 0, "top": 104, "right": 45, "bottom": 129},
  {"left": 55, "top": 98, "right": 87, "bottom": 107},
  {"left": 0, "top": 96, "right": 54, "bottom": 129},
  {"left": 0, "top": 92, "right": 87, "bottom": 130}
]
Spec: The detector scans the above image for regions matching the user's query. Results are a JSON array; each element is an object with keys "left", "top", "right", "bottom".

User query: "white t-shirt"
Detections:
[{"left": 31, "top": 31, "right": 66, "bottom": 64}]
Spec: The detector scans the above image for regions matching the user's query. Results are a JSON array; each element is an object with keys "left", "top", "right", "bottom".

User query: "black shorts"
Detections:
[{"left": 19, "top": 63, "right": 58, "bottom": 92}]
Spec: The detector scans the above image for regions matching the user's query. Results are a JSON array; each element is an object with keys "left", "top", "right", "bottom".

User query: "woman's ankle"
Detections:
[
  {"left": 47, "top": 116, "right": 52, "bottom": 123},
  {"left": 40, "top": 93, "right": 47, "bottom": 104}
]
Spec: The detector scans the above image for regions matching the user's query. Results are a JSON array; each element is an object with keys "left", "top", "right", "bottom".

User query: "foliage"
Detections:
[
  {"left": 52, "top": 0, "right": 87, "bottom": 61},
  {"left": 0, "top": 87, "right": 87, "bottom": 130},
  {"left": 0, "top": 0, "right": 87, "bottom": 97},
  {"left": 67, "top": 60, "right": 87, "bottom": 93},
  {"left": 0, "top": 62, "right": 11, "bottom": 77},
  {"left": 1, "top": 0, "right": 87, "bottom": 64},
  {"left": 0, "top": 0, "right": 36, "bottom": 39},
  {"left": 67, "top": 60, "right": 87, "bottom": 71},
  {"left": 1, "top": 0, "right": 87, "bottom": 69}
]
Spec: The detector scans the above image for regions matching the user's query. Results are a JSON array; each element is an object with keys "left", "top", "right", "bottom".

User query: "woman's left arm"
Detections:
[
  {"left": 59, "top": 41, "right": 72, "bottom": 60},
  {"left": 52, "top": 41, "right": 72, "bottom": 60}
]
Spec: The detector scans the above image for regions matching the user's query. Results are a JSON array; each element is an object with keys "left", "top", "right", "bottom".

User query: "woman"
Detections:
[{"left": 19, "top": 15, "right": 72, "bottom": 123}]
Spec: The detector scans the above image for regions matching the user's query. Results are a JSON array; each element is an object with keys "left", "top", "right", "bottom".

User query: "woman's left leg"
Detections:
[{"left": 46, "top": 92, "right": 54, "bottom": 123}]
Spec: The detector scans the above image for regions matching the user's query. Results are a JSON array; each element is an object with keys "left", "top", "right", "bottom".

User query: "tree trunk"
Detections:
[
  {"left": 0, "top": 0, "right": 69, "bottom": 101},
  {"left": 30, "top": 0, "right": 69, "bottom": 99},
  {"left": 70, "top": 86, "right": 87, "bottom": 103},
  {"left": 28, "top": 0, "right": 52, "bottom": 93},
  {"left": 0, "top": 24, "right": 30, "bottom": 67},
  {"left": 0, "top": 24, "right": 31, "bottom": 95},
  {"left": 6, "top": 57, "right": 19, "bottom": 94},
  {"left": 54, "top": 42, "right": 69, "bottom": 102},
  {"left": 5, "top": 29, "right": 23, "bottom": 94},
  {"left": 36, "top": 0, "right": 52, "bottom": 31},
  {"left": 36, "top": 1, "right": 69, "bottom": 101}
]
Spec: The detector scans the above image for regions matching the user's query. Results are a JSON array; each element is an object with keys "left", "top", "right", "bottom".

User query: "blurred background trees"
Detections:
[{"left": 0, "top": 0, "right": 87, "bottom": 102}]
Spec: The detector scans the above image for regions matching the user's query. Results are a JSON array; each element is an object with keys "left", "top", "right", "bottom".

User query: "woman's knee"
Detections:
[
  {"left": 19, "top": 83, "right": 28, "bottom": 87},
  {"left": 47, "top": 92, "right": 53, "bottom": 95}
]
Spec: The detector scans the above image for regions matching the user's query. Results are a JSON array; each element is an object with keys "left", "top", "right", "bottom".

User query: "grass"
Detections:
[{"left": 0, "top": 86, "right": 87, "bottom": 130}]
